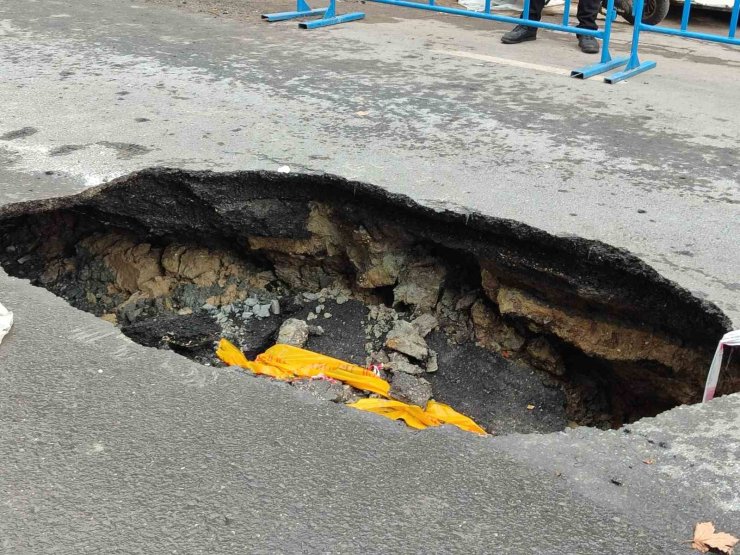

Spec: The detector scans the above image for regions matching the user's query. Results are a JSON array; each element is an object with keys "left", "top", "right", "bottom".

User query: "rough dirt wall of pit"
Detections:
[{"left": 0, "top": 168, "right": 736, "bottom": 412}]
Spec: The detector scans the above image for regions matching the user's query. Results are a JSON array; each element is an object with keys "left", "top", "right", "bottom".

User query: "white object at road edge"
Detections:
[
  {"left": 703, "top": 330, "right": 740, "bottom": 402},
  {"left": 0, "top": 302, "right": 13, "bottom": 346},
  {"left": 277, "top": 165, "right": 291, "bottom": 173}
]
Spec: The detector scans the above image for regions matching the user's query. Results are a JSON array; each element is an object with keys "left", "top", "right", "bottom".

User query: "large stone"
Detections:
[
  {"left": 385, "top": 320, "right": 428, "bottom": 361},
  {"left": 470, "top": 300, "right": 525, "bottom": 353},
  {"left": 390, "top": 373, "right": 432, "bottom": 407},
  {"left": 393, "top": 260, "right": 446, "bottom": 311},
  {"left": 496, "top": 286, "right": 705, "bottom": 374},
  {"left": 277, "top": 318, "right": 310, "bottom": 347}
]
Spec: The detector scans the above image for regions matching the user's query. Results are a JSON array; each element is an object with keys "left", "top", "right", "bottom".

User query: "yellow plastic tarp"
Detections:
[
  {"left": 216, "top": 339, "right": 390, "bottom": 397},
  {"left": 348, "top": 398, "right": 487, "bottom": 435},
  {"left": 217, "top": 339, "right": 486, "bottom": 435},
  {"left": 425, "top": 400, "right": 487, "bottom": 435}
]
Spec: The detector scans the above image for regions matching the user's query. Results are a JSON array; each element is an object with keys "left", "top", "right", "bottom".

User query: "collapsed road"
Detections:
[
  {"left": 1, "top": 168, "right": 738, "bottom": 553},
  {"left": 0, "top": 168, "right": 737, "bottom": 435}
]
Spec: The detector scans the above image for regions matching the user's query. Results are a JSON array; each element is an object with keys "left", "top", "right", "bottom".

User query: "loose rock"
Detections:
[
  {"left": 393, "top": 260, "right": 446, "bottom": 312},
  {"left": 426, "top": 350, "right": 438, "bottom": 373},
  {"left": 387, "top": 352, "right": 425, "bottom": 375},
  {"left": 277, "top": 318, "right": 310, "bottom": 347},
  {"left": 308, "top": 325, "right": 325, "bottom": 336},
  {"left": 390, "top": 373, "right": 432, "bottom": 407},
  {"left": 253, "top": 304, "right": 271, "bottom": 319},
  {"left": 411, "top": 313, "right": 438, "bottom": 338},
  {"left": 385, "top": 320, "right": 428, "bottom": 361}
]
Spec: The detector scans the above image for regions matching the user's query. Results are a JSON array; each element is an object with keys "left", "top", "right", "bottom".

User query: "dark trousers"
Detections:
[{"left": 522, "top": 0, "right": 600, "bottom": 30}]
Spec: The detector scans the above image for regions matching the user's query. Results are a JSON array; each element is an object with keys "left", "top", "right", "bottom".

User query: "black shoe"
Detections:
[
  {"left": 577, "top": 34, "right": 600, "bottom": 54},
  {"left": 501, "top": 25, "right": 538, "bottom": 44}
]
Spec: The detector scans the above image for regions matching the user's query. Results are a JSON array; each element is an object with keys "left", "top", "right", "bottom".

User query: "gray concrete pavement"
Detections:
[{"left": 0, "top": 0, "right": 738, "bottom": 552}]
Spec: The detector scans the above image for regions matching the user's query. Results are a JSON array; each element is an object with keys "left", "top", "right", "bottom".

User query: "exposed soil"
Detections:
[{"left": 0, "top": 168, "right": 736, "bottom": 434}]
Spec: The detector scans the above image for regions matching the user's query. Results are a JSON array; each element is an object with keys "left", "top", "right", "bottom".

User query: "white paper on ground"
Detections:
[
  {"left": 459, "top": 0, "right": 563, "bottom": 13},
  {"left": 703, "top": 330, "right": 740, "bottom": 402},
  {"left": 0, "top": 302, "right": 13, "bottom": 346}
]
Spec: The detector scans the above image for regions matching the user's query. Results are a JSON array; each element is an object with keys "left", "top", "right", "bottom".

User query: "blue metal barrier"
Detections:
[
  {"left": 263, "top": 0, "right": 364, "bottom": 28},
  {"left": 605, "top": 0, "right": 740, "bottom": 82},
  {"left": 264, "top": 0, "right": 629, "bottom": 79}
]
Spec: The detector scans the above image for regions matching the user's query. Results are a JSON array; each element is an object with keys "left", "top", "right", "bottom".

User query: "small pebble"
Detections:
[
  {"left": 270, "top": 299, "right": 280, "bottom": 315},
  {"left": 315, "top": 304, "right": 324, "bottom": 314},
  {"left": 324, "top": 313, "right": 332, "bottom": 319}
]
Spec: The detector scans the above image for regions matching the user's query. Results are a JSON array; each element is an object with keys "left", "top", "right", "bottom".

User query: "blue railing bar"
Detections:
[
  {"left": 600, "top": 0, "right": 617, "bottom": 61},
  {"left": 366, "top": 0, "right": 603, "bottom": 36},
  {"left": 641, "top": 22, "right": 740, "bottom": 45},
  {"left": 484, "top": 0, "right": 492, "bottom": 13},
  {"left": 522, "top": 0, "right": 532, "bottom": 20},
  {"left": 562, "top": 0, "right": 572, "bottom": 25},
  {"left": 729, "top": 0, "right": 740, "bottom": 38},
  {"left": 680, "top": 0, "right": 691, "bottom": 31}
]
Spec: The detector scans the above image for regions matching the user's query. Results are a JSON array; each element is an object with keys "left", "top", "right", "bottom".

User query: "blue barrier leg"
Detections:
[
  {"left": 263, "top": 0, "right": 327, "bottom": 21},
  {"left": 680, "top": 0, "right": 692, "bottom": 30},
  {"left": 562, "top": 0, "right": 572, "bottom": 26},
  {"left": 571, "top": 0, "right": 628, "bottom": 78},
  {"left": 604, "top": 0, "right": 656, "bottom": 83},
  {"left": 264, "top": 0, "right": 364, "bottom": 27},
  {"left": 299, "top": 0, "right": 365, "bottom": 28},
  {"left": 729, "top": 0, "right": 740, "bottom": 38}
]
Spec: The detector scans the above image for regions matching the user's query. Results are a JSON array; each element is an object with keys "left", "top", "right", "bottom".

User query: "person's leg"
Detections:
[
  {"left": 576, "top": 0, "right": 601, "bottom": 52},
  {"left": 576, "top": 0, "right": 600, "bottom": 30},
  {"left": 524, "top": 0, "right": 547, "bottom": 22},
  {"left": 501, "top": 0, "right": 546, "bottom": 43}
]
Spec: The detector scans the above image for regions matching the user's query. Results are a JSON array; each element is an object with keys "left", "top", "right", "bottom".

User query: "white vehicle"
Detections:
[{"left": 614, "top": 0, "right": 737, "bottom": 26}]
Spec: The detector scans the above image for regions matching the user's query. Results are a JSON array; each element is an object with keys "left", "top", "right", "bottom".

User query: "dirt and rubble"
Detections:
[{"left": 0, "top": 168, "right": 736, "bottom": 435}]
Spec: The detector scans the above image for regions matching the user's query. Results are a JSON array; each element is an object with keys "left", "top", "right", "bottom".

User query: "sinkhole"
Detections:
[{"left": 0, "top": 168, "right": 737, "bottom": 435}]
